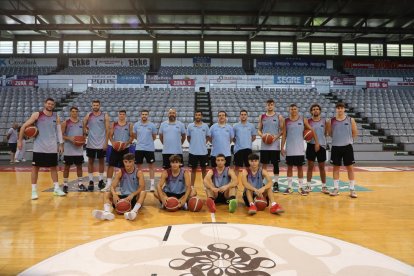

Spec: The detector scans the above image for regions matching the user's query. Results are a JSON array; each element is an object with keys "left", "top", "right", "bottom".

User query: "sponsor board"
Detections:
[
  {"left": 304, "top": 76, "right": 330, "bottom": 84},
  {"left": 274, "top": 76, "right": 304, "bottom": 84},
  {"left": 256, "top": 57, "right": 326, "bottom": 68},
  {"left": 0, "top": 58, "right": 57, "bottom": 67},
  {"left": 170, "top": 79, "right": 195, "bottom": 86},
  {"left": 117, "top": 75, "right": 145, "bottom": 84},
  {"left": 11, "top": 79, "right": 36, "bottom": 86},
  {"left": 366, "top": 81, "right": 388, "bottom": 88},
  {"left": 69, "top": 58, "right": 149, "bottom": 67},
  {"left": 330, "top": 75, "right": 356, "bottom": 85},
  {"left": 344, "top": 59, "right": 414, "bottom": 69},
  {"left": 146, "top": 74, "right": 173, "bottom": 84},
  {"left": 193, "top": 56, "right": 211, "bottom": 67}
]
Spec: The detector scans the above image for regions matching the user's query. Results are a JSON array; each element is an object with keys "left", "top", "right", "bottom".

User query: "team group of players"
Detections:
[{"left": 17, "top": 97, "right": 358, "bottom": 221}]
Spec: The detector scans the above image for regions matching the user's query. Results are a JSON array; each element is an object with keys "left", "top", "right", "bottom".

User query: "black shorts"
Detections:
[
  {"left": 64, "top": 155, "right": 84, "bottom": 166},
  {"left": 330, "top": 144, "right": 355, "bottom": 166},
  {"left": 135, "top": 150, "right": 155, "bottom": 164},
  {"left": 286, "top": 155, "right": 305, "bottom": 166},
  {"left": 306, "top": 144, "right": 327, "bottom": 163},
  {"left": 8, "top": 143, "right": 17, "bottom": 153},
  {"left": 109, "top": 148, "right": 130, "bottom": 168},
  {"left": 188, "top": 153, "right": 209, "bottom": 168},
  {"left": 260, "top": 150, "right": 280, "bottom": 165},
  {"left": 233, "top": 148, "right": 252, "bottom": 167},
  {"left": 32, "top": 152, "right": 58, "bottom": 167},
  {"left": 112, "top": 194, "right": 137, "bottom": 209},
  {"left": 210, "top": 155, "right": 232, "bottom": 168},
  {"left": 162, "top": 154, "right": 184, "bottom": 169},
  {"left": 242, "top": 190, "right": 269, "bottom": 207},
  {"left": 86, "top": 148, "right": 106, "bottom": 159}
]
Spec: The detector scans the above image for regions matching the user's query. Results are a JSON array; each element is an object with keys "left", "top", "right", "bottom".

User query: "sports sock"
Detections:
[
  {"left": 349, "top": 180, "right": 355, "bottom": 190},
  {"left": 132, "top": 203, "right": 141, "bottom": 213},
  {"left": 32, "top": 184, "right": 37, "bottom": 191},
  {"left": 104, "top": 203, "right": 111, "bottom": 212},
  {"left": 287, "top": 177, "right": 293, "bottom": 188},
  {"left": 334, "top": 180, "right": 339, "bottom": 189},
  {"left": 54, "top": 182, "right": 60, "bottom": 190},
  {"left": 298, "top": 178, "right": 304, "bottom": 188}
]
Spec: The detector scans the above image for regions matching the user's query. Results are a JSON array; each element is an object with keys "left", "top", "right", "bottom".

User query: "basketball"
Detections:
[
  {"left": 165, "top": 197, "right": 180, "bottom": 212},
  {"left": 303, "top": 129, "right": 313, "bottom": 142},
  {"left": 262, "top": 133, "right": 274, "bottom": 144},
  {"left": 112, "top": 141, "right": 126, "bottom": 151},
  {"left": 254, "top": 196, "right": 268, "bottom": 211},
  {"left": 188, "top": 197, "right": 203, "bottom": 212},
  {"left": 73, "top": 136, "right": 86, "bottom": 147},
  {"left": 115, "top": 199, "right": 131, "bottom": 214},
  {"left": 24, "top": 126, "right": 38, "bottom": 138}
]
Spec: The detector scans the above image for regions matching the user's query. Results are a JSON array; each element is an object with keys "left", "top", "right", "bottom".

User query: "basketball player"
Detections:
[
  {"left": 83, "top": 100, "right": 110, "bottom": 191},
  {"left": 187, "top": 111, "right": 211, "bottom": 187},
  {"left": 133, "top": 110, "right": 157, "bottom": 191},
  {"left": 210, "top": 111, "right": 234, "bottom": 167},
  {"left": 18, "top": 98, "right": 66, "bottom": 200},
  {"left": 61, "top": 106, "right": 85, "bottom": 192},
  {"left": 258, "top": 99, "right": 284, "bottom": 192},
  {"left": 241, "top": 153, "right": 284, "bottom": 215},
  {"left": 281, "top": 104, "right": 319, "bottom": 196},
  {"left": 233, "top": 110, "right": 256, "bottom": 175},
  {"left": 204, "top": 154, "right": 238, "bottom": 213},
  {"left": 155, "top": 155, "right": 196, "bottom": 210},
  {"left": 306, "top": 104, "right": 328, "bottom": 194},
  {"left": 101, "top": 110, "right": 134, "bottom": 192},
  {"left": 328, "top": 102, "right": 358, "bottom": 198},
  {"left": 6, "top": 123, "right": 18, "bottom": 164},
  {"left": 92, "top": 153, "right": 147, "bottom": 221},
  {"left": 158, "top": 109, "right": 186, "bottom": 169}
]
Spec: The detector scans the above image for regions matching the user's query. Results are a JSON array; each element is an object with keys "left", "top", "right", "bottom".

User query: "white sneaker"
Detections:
[
  {"left": 22, "top": 159, "right": 26, "bottom": 162},
  {"left": 124, "top": 211, "right": 137, "bottom": 220},
  {"left": 149, "top": 183, "right": 155, "bottom": 192},
  {"left": 92, "top": 210, "right": 115, "bottom": 221},
  {"left": 100, "top": 185, "right": 111, "bottom": 192},
  {"left": 53, "top": 188, "right": 66, "bottom": 197},
  {"left": 31, "top": 190, "right": 38, "bottom": 200},
  {"left": 15, "top": 160, "right": 20, "bottom": 163}
]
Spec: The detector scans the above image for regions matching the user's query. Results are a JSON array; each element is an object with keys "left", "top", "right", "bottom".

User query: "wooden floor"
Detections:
[{"left": 0, "top": 166, "right": 413, "bottom": 275}]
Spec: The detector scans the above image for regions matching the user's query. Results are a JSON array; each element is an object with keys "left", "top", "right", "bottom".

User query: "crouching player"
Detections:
[
  {"left": 204, "top": 154, "right": 238, "bottom": 213},
  {"left": 92, "top": 153, "right": 147, "bottom": 221},
  {"left": 155, "top": 154, "right": 196, "bottom": 210},
  {"left": 241, "top": 153, "right": 284, "bottom": 215}
]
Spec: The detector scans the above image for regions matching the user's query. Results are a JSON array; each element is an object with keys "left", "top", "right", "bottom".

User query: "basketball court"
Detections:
[{"left": 1, "top": 163, "right": 413, "bottom": 275}]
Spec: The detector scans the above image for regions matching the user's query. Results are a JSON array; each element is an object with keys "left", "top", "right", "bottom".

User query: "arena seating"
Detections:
[
  {"left": 255, "top": 67, "right": 342, "bottom": 76},
  {"left": 158, "top": 66, "right": 245, "bottom": 75},
  {"left": 345, "top": 68, "right": 414, "bottom": 77},
  {"left": 331, "top": 88, "right": 414, "bottom": 150},
  {"left": 61, "top": 88, "right": 195, "bottom": 128},
  {"left": 57, "top": 67, "right": 149, "bottom": 75},
  {"left": 0, "top": 66, "right": 56, "bottom": 76}
]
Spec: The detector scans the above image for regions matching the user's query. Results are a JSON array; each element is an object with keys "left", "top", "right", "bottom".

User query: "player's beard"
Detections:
[{"left": 169, "top": 115, "right": 176, "bottom": 121}]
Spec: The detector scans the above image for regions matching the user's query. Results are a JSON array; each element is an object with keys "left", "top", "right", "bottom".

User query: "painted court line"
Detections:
[{"left": 163, "top": 226, "right": 172, "bottom": 242}]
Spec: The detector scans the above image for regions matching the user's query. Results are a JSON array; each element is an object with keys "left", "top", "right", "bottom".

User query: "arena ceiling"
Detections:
[{"left": 0, "top": 0, "right": 413, "bottom": 41}]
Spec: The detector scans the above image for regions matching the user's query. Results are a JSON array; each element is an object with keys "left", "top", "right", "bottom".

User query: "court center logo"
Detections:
[{"left": 169, "top": 243, "right": 276, "bottom": 276}]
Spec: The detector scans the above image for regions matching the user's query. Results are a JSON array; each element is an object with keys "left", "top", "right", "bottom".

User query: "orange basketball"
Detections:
[
  {"left": 24, "top": 126, "right": 39, "bottom": 138},
  {"left": 115, "top": 199, "right": 131, "bottom": 214},
  {"left": 303, "top": 129, "right": 314, "bottom": 142},
  {"left": 112, "top": 141, "right": 126, "bottom": 151},
  {"left": 165, "top": 197, "right": 180, "bottom": 212},
  {"left": 254, "top": 196, "right": 268, "bottom": 211},
  {"left": 188, "top": 196, "right": 203, "bottom": 212},
  {"left": 262, "top": 133, "right": 274, "bottom": 145},
  {"left": 73, "top": 136, "right": 86, "bottom": 147}
]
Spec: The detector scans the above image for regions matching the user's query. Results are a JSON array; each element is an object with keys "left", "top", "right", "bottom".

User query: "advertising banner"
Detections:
[
  {"left": 0, "top": 58, "right": 57, "bottom": 67},
  {"left": 69, "top": 58, "right": 149, "bottom": 67},
  {"left": 274, "top": 76, "right": 304, "bottom": 85},
  {"left": 304, "top": 76, "right": 330, "bottom": 84},
  {"left": 146, "top": 74, "right": 173, "bottom": 84},
  {"left": 170, "top": 79, "right": 195, "bottom": 86},
  {"left": 344, "top": 60, "right": 414, "bottom": 69},
  {"left": 330, "top": 75, "right": 356, "bottom": 85},
  {"left": 193, "top": 57, "right": 211, "bottom": 67},
  {"left": 11, "top": 79, "right": 36, "bottom": 86},
  {"left": 117, "top": 75, "right": 145, "bottom": 84},
  {"left": 366, "top": 81, "right": 388, "bottom": 88},
  {"left": 256, "top": 58, "right": 326, "bottom": 68}
]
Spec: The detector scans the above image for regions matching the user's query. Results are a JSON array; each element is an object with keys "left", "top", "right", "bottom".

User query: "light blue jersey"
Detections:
[
  {"left": 159, "top": 120, "right": 186, "bottom": 154},
  {"left": 113, "top": 122, "right": 131, "bottom": 143},
  {"left": 119, "top": 167, "right": 140, "bottom": 195},
  {"left": 210, "top": 123, "right": 234, "bottom": 157},
  {"left": 133, "top": 121, "right": 157, "bottom": 151},
  {"left": 233, "top": 122, "right": 256, "bottom": 153},
  {"left": 187, "top": 122, "right": 210, "bottom": 155},
  {"left": 163, "top": 168, "right": 187, "bottom": 195},
  {"left": 86, "top": 112, "right": 106, "bottom": 149},
  {"left": 308, "top": 118, "right": 327, "bottom": 147},
  {"left": 331, "top": 116, "right": 353, "bottom": 146}
]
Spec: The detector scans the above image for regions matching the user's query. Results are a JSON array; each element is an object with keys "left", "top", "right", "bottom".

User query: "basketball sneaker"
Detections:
[
  {"left": 149, "top": 183, "right": 155, "bottom": 192},
  {"left": 321, "top": 186, "right": 330, "bottom": 194},
  {"left": 124, "top": 211, "right": 137, "bottom": 220},
  {"left": 283, "top": 187, "right": 293, "bottom": 195},
  {"left": 92, "top": 210, "right": 114, "bottom": 221},
  {"left": 305, "top": 185, "right": 312, "bottom": 193},
  {"left": 100, "top": 185, "right": 111, "bottom": 192},
  {"left": 98, "top": 180, "right": 105, "bottom": 190},
  {"left": 88, "top": 181, "right": 94, "bottom": 191},
  {"left": 228, "top": 199, "right": 238, "bottom": 213},
  {"left": 78, "top": 184, "right": 87, "bottom": 192},
  {"left": 53, "top": 188, "right": 66, "bottom": 197},
  {"left": 349, "top": 190, "right": 358, "bottom": 198},
  {"left": 270, "top": 203, "right": 284, "bottom": 214},
  {"left": 248, "top": 204, "right": 257, "bottom": 215},
  {"left": 15, "top": 160, "right": 20, "bottom": 163},
  {"left": 31, "top": 190, "right": 38, "bottom": 200},
  {"left": 330, "top": 188, "right": 339, "bottom": 196},
  {"left": 272, "top": 182, "right": 279, "bottom": 193},
  {"left": 63, "top": 185, "right": 68, "bottom": 194},
  {"left": 298, "top": 187, "right": 308, "bottom": 196},
  {"left": 206, "top": 197, "right": 216, "bottom": 213}
]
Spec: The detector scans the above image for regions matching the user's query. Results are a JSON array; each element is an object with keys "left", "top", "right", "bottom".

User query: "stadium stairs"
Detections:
[{"left": 195, "top": 91, "right": 213, "bottom": 126}]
